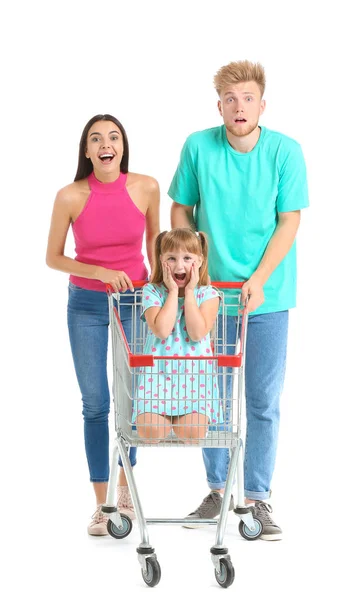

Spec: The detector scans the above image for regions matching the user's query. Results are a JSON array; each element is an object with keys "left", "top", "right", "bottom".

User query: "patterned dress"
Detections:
[{"left": 133, "top": 283, "right": 223, "bottom": 424}]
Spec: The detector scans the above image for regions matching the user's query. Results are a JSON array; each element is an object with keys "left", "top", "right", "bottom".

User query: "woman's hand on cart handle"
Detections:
[
  {"left": 106, "top": 279, "right": 148, "bottom": 294},
  {"left": 96, "top": 267, "right": 134, "bottom": 293},
  {"left": 241, "top": 275, "right": 264, "bottom": 313}
]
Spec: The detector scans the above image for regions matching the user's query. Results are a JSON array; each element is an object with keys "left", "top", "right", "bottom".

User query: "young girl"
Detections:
[{"left": 133, "top": 228, "right": 223, "bottom": 441}]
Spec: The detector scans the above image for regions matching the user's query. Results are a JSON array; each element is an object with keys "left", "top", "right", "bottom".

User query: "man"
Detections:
[{"left": 169, "top": 60, "right": 308, "bottom": 540}]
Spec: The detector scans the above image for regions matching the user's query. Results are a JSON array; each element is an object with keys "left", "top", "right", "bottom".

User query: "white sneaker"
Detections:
[
  {"left": 87, "top": 505, "right": 109, "bottom": 536},
  {"left": 117, "top": 485, "right": 135, "bottom": 520}
]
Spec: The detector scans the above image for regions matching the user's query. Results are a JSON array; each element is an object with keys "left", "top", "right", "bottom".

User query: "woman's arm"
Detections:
[
  {"left": 46, "top": 187, "right": 134, "bottom": 292},
  {"left": 46, "top": 187, "right": 97, "bottom": 278},
  {"left": 144, "top": 179, "right": 160, "bottom": 269}
]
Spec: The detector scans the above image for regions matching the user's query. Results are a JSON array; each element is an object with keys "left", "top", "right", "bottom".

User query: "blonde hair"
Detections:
[
  {"left": 151, "top": 229, "right": 210, "bottom": 286},
  {"left": 214, "top": 60, "right": 265, "bottom": 97}
]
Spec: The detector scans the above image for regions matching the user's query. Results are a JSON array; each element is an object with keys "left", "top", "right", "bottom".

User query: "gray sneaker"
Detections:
[
  {"left": 251, "top": 501, "right": 282, "bottom": 541},
  {"left": 184, "top": 491, "right": 234, "bottom": 529}
]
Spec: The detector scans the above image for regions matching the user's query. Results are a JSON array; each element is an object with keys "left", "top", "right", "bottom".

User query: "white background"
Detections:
[{"left": 2, "top": 1, "right": 357, "bottom": 598}]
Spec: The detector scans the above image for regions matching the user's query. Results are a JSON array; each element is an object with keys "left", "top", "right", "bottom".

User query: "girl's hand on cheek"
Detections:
[
  {"left": 186, "top": 262, "right": 199, "bottom": 291},
  {"left": 163, "top": 262, "right": 178, "bottom": 292}
]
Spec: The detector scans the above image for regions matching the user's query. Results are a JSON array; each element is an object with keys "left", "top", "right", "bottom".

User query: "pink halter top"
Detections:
[{"left": 70, "top": 171, "right": 148, "bottom": 291}]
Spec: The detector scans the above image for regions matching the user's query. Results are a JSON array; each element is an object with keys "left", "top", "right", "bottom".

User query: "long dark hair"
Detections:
[
  {"left": 151, "top": 229, "right": 210, "bottom": 286},
  {"left": 74, "top": 114, "right": 129, "bottom": 181}
]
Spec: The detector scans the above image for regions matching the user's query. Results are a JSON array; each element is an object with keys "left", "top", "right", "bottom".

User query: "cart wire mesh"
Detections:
[{"left": 108, "top": 283, "right": 247, "bottom": 448}]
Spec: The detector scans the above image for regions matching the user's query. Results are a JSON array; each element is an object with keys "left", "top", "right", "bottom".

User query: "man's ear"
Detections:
[{"left": 217, "top": 100, "right": 223, "bottom": 117}]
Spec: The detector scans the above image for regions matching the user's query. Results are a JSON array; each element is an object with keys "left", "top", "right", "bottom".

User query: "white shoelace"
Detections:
[
  {"left": 90, "top": 506, "right": 108, "bottom": 524},
  {"left": 254, "top": 502, "right": 276, "bottom": 526}
]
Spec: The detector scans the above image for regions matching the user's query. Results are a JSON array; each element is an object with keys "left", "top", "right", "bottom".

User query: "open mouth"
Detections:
[
  {"left": 174, "top": 273, "right": 186, "bottom": 283},
  {"left": 99, "top": 153, "right": 114, "bottom": 164},
  {"left": 235, "top": 118, "right": 247, "bottom": 123}
]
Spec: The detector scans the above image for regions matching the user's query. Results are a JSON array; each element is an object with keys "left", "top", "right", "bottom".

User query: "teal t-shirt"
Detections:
[{"left": 168, "top": 125, "right": 309, "bottom": 315}]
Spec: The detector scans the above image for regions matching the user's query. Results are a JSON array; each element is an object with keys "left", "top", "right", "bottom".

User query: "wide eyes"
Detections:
[
  {"left": 166, "top": 256, "right": 193, "bottom": 262},
  {"left": 89, "top": 135, "right": 119, "bottom": 143},
  {"left": 226, "top": 96, "right": 254, "bottom": 103}
]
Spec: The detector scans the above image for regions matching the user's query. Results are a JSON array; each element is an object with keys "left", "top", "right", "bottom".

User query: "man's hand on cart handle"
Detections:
[
  {"left": 241, "top": 275, "right": 265, "bottom": 313},
  {"left": 97, "top": 267, "right": 134, "bottom": 293}
]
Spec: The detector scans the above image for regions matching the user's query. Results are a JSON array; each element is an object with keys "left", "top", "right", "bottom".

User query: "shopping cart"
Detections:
[{"left": 101, "top": 282, "right": 263, "bottom": 588}]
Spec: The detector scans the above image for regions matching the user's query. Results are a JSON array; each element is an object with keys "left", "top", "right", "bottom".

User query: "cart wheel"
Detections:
[
  {"left": 141, "top": 556, "right": 161, "bottom": 587},
  {"left": 215, "top": 557, "right": 235, "bottom": 588},
  {"left": 107, "top": 514, "right": 132, "bottom": 539},
  {"left": 238, "top": 517, "right": 263, "bottom": 541}
]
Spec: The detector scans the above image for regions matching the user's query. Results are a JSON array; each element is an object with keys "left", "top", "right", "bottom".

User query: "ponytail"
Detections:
[
  {"left": 197, "top": 231, "right": 210, "bottom": 285},
  {"left": 150, "top": 231, "right": 167, "bottom": 283}
]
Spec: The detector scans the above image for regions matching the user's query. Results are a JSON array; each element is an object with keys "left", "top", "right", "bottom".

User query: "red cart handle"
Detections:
[
  {"left": 106, "top": 281, "right": 146, "bottom": 294},
  {"left": 106, "top": 281, "right": 245, "bottom": 294},
  {"left": 211, "top": 281, "right": 244, "bottom": 289}
]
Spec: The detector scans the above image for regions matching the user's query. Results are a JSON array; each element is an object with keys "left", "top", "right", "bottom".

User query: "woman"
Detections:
[{"left": 46, "top": 114, "right": 160, "bottom": 535}]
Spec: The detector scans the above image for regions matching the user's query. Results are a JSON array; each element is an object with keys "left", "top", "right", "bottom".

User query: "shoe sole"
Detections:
[{"left": 260, "top": 533, "right": 282, "bottom": 541}]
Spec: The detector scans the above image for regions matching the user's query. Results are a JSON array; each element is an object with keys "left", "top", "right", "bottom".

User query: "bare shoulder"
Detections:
[
  {"left": 127, "top": 172, "right": 159, "bottom": 193},
  {"left": 55, "top": 179, "right": 90, "bottom": 205}
]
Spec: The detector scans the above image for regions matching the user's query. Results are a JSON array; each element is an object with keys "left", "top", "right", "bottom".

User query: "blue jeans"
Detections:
[
  {"left": 67, "top": 282, "right": 137, "bottom": 483},
  {"left": 203, "top": 311, "right": 288, "bottom": 500}
]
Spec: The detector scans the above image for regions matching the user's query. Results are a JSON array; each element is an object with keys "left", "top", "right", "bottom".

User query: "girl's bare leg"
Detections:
[
  {"left": 136, "top": 413, "right": 172, "bottom": 442},
  {"left": 173, "top": 414, "right": 209, "bottom": 442}
]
